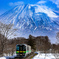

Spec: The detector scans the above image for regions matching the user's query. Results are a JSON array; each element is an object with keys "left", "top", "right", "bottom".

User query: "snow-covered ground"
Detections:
[
  {"left": 0, "top": 51, "right": 16, "bottom": 59},
  {"left": 0, "top": 52, "right": 59, "bottom": 59},
  {"left": 0, "top": 55, "right": 16, "bottom": 59},
  {"left": 33, "top": 52, "right": 59, "bottom": 59}
]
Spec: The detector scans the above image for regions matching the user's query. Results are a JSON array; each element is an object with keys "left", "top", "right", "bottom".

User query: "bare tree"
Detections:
[
  {"left": 0, "top": 22, "right": 17, "bottom": 39},
  {"left": 56, "top": 32, "right": 59, "bottom": 43},
  {"left": 0, "top": 34, "right": 7, "bottom": 56},
  {"left": 0, "top": 22, "right": 18, "bottom": 56}
]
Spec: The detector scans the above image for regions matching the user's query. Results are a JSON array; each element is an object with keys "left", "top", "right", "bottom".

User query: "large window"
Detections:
[{"left": 16, "top": 45, "right": 26, "bottom": 51}]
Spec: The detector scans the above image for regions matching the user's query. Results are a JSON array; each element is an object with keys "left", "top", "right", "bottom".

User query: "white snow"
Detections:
[
  {"left": 0, "top": 52, "right": 59, "bottom": 59},
  {"left": 0, "top": 57, "right": 6, "bottom": 59},
  {"left": 34, "top": 27, "right": 37, "bottom": 30},
  {"left": 0, "top": 51, "right": 16, "bottom": 59},
  {"left": 31, "top": 4, "right": 58, "bottom": 18},
  {"left": 33, "top": 52, "right": 56, "bottom": 59},
  {"left": 0, "top": 55, "right": 16, "bottom": 59}
]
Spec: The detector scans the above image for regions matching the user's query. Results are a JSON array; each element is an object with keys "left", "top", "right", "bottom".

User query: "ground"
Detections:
[
  {"left": 33, "top": 51, "right": 59, "bottom": 59},
  {"left": 0, "top": 52, "right": 59, "bottom": 59}
]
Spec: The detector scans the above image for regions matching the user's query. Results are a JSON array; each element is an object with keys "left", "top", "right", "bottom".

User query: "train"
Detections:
[{"left": 16, "top": 44, "right": 31, "bottom": 57}]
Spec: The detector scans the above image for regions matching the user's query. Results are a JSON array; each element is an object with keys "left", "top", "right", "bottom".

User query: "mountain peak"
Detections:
[{"left": 0, "top": 4, "right": 59, "bottom": 41}]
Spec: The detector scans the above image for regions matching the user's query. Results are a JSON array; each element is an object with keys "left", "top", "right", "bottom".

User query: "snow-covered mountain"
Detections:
[{"left": 0, "top": 4, "right": 59, "bottom": 42}]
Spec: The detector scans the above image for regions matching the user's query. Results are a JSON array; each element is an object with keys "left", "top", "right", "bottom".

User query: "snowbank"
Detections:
[
  {"left": 0, "top": 55, "right": 16, "bottom": 59},
  {"left": 33, "top": 53, "right": 56, "bottom": 59},
  {"left": 0, "top": 57, "right": 9, "bottom": 59}
]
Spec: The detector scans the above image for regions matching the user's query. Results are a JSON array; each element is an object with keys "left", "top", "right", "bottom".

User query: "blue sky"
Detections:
[
  {"left": 0, "top": 0, "right": 40, "bottom": 15},
  {"left": 0, "top": 0, "right": 59, "bottom": 16}
]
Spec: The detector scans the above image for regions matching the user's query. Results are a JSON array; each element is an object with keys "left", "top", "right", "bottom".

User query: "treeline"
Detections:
[{"left": 0, "top": 34, "right": 59, "bottom": 56}]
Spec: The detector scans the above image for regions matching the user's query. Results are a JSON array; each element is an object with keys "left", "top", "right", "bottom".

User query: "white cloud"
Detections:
[
  {"left": 50, "top": 0, "right": 59, "bottom": 8},
  {"left": 37, "top": 1, "right": 46, "bottom": 4},
  {"left": 9, "top": 1, "right": 24, "bottom": 6},
  {"left": 31, "top": 5, "right": 58, "bottom": 18},
  {"left": 54, "top": 11, "right": 59, "bottom": 13}
]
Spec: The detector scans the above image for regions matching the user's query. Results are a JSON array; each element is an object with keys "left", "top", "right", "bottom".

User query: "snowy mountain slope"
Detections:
[{"left": 0, "top": 4, "right": 59, "bottom": 42}]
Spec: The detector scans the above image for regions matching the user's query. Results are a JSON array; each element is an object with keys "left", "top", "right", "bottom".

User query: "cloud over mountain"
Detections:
[
  {"left": 37, "top": 1, "right": 46, "bottom": 4},
  {"left": 9, "top": 1, "right": 24, "bottom": 6}
]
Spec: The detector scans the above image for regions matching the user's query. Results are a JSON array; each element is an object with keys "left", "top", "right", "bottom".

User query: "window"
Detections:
[
  {"left": 16, "top": 45, "right": 19, "bottom": 51},
  {"left": 23, "top": 45, "right": 26, "bottom": 51}
]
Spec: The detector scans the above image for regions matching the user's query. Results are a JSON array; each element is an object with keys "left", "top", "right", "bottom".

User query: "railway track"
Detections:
[{"left": 53, "top": 53, "right": 59, "bottom": 59}]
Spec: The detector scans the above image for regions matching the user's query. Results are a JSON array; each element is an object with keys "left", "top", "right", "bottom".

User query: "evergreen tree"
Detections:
[{"left": 27, "top": 35, "right": 36, "bottom": 50}]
